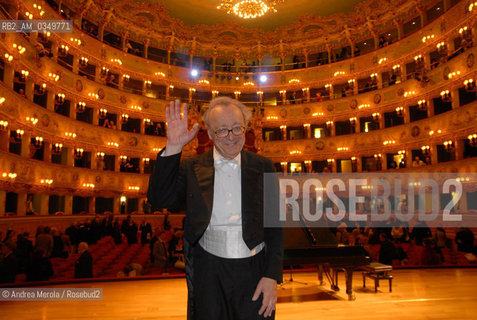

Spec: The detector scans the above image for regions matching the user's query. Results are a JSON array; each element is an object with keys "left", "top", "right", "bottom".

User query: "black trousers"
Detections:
[{"left": 191, "top": 244, "right": 274, "bottom": 320}]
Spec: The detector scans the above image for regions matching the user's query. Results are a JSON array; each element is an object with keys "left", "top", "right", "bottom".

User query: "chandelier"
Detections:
[{"left": 217, "top": 0, "right": 284, "bottom": 19}]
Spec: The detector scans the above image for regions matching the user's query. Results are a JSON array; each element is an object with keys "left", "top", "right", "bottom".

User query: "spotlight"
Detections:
[
  {"left": 260, "top": 75, "right": 267, "bottom": 83},
  {"left": 191, "top": 69, "right": 199, "bottom": 77}
]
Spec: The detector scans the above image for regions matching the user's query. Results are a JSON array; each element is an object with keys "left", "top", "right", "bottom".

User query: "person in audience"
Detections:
[
  {"left": 378, "top": 233, "right": 396, "bottom": 265},
  {"left": 422, "top": 239, "right": 442, "bottom": 265},
  {"left": 117, "top": 262, "right": 143, "bottom": 277},
  {"left": 455, "top": 227, "right": 475, "bottom": 253},
  {"left": 411, "top": 222, "right": 432, "bottom": 246},
  {"left": 153, "top": 232, "right": 169, "bottom": 273},
  {"left": 74, "top": 242, "right": 93, "bottom": 279},
  {"left": 26, "top": 195, "right": 35, "bottom": 215},
  {"left": 51, "top": 228, "right": 66, "bottom": 258},
  {"left": 112, "top": 218, "right": 122, "bottom": 245},
  {"left": 433, "top": 227, "right": 448, "bottom": 260},
  {"left": 35, "top": 226, "right": 53, "bottom": 257},
  {"left": 16, "top": 232, "right": 33, "bottom": 273},
  {"left": 335, "top": 222, "right": 349, "bottom": 244},
  {"left": 140, "top": 220, "right": 152, "bottom": 245},
  {"left": 26, "top": 247, "right": 53, "bottom": 282},
  {"left": 0, "top": 242, "right": 19, "bottom": 283},
  {"left": 412, "top": 156, "right": 425, "bottom": 167}
]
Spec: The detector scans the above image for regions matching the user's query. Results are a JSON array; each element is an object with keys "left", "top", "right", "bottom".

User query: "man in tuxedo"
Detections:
[{"left": 148, "top": 97, "right": 283, "bottom": 319}]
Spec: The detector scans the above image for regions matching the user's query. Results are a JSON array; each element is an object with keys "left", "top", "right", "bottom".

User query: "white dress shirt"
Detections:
[{"left": 199, "top": 148, "right": 264, "bottom": 259}]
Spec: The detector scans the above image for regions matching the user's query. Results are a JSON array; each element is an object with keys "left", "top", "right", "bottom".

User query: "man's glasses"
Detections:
[{"left": 214, "top": 126, "right": 245, "bottom": 138}]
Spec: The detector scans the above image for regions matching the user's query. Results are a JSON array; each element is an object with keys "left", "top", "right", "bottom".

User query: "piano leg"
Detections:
[
  {"left": 344, "top": 267, "right": 356, "bottom": 301},
  {"left": 317, "top": 264, "right": 325, "bottom": 286}
]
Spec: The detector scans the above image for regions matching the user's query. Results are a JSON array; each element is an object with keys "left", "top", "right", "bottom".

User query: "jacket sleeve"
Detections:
[
  {"left": 263, "top": 159, "right": 284, "bottom": 283},
  {"left": 147, "top": 149, "right": 187, "bottom": 209}
]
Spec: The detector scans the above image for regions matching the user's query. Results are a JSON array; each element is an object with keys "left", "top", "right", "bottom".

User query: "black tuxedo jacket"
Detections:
[{"left": 147, "top": 149, "right": 283, "bottom": 282}]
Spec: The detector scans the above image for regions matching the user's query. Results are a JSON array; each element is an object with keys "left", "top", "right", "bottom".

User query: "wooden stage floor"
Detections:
[{"left": 1, "top": 268, "right": 477, "bottom": 320}]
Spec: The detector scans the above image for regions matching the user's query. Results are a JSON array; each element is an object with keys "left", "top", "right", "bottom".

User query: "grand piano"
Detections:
[{"left": 283, "top": 225, "right": 370, "bottom": 300}]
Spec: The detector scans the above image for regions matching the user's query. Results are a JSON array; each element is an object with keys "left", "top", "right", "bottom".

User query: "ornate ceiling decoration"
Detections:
[{"left": 68, "top": 0, "right": 427, "bottom": 57}]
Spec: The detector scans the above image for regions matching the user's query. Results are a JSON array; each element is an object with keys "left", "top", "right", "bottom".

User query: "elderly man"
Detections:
[
  {"left": 74, "top": 242, "right": 93, "bottom": 279},
  {"left": 148, "top": 97, "right": 283, "bottom": 319}
]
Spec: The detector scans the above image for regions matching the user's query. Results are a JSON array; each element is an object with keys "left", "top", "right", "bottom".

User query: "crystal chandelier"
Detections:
[{"left": 217, "top": 0, "right": 284, "bottom": 19}]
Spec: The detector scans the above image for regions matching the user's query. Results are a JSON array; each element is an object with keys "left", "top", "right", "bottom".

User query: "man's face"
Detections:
[{"left": 207, "top": 104, "right": 245, "bottom": 160}]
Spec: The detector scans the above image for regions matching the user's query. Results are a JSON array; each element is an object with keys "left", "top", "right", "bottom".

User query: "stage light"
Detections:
[{"left": 260, "top": 75, "right": 267, "bottom": 83}]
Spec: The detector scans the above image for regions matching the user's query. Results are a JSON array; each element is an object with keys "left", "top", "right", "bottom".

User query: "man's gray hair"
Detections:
[{"left": 203, "top": 96, "right": 252, "bottom": 129}]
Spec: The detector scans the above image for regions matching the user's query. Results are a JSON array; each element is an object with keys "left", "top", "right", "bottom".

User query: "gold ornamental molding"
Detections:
[{"left": 45, "top": 0, "right": 434, "bottom": 54}]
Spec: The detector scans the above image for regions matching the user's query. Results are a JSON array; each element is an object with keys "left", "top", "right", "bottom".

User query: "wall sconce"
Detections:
[
  {"left": 0, "top": 120, "right": 8, "bottom": 131},
  {"left": 26, "top": 116, "right": 38, "bottom": 125},
  {"left": 55, "top": 93, "right": 65, "bottom": 105},
  {"left": 372, "top": 113, "right": 380, "bottom": 122},
  {"left": 395, "top": 106, "right": 404, "bottom": 117},
  {"left": 324, "top": 84, "right": 332, "bottom": 92},
  {"left": 122, "top": 74, "right": 130, "bottom": 83},
  {"left": 398, "top": 150, "right": 406, "bottom": 159},
  {"left": 418, "top": 99, "right": 428, "bottom": 111},
  {"left": 33, "top": 136, "right": 43, "bottom": 149},
  {"left": 76, "top": 101, "right": 86, "bottom": 113},
  {"left": 326, "top": 121, "right": 333, "bottom": 129},
  {"left": 279, "top": 90, "right": 286, "bottom": 96},
  {"left": 470, "top": 2, "right": 477, "bottom": 12},
  {"left": 74, "top": 147, "right": 84, "bottom": 159},
  {"left": 64, "top": 132, "right": 77, "bottom": 138},
  {"left": 4, "top": 53, "right": 13, "bottom": 62},
  {"left": 110, "top": 58, "right": 122, "bottom": 65},
  {"left": 280, "top": 162, "right": 288, "bottom": 172},
  {"left": 13, "top": 43, "right": 26, "bottom": 54},
  {"left": 58, "top": 44, "right": 69, "bottom": 56},
  {"left": 14, "top": 129, "right": 24, "bottom": 142},
  {"left": 327, "top": 159, "right": 335, "bottom": 167},
  {"left": 378, "top": 57, "right": 387, "bottom": 64},
  {"left": 347, "top": 79, "right": 355, "bottom": 88},
  {"left": 48, "top": 72, "right": 60, "bottom": 81},
  {"left": 392, "top": 64, "right": 401, "bottom": 76},
  {"left": 436, "top": 42, "right": 447, "bottom": 55},
  {"left": 370, "top": 73, "right": 378, "bottom": 81},
  {"left": 414, "top": 54, "right": 424, "bottom": 65},
  {"left": 374, "top": 153, "right": 382, "bottom": 160},
  {"left": 464, "top": 79, "right": 475, "bottom": 92},
  {"left": 468, "top": 134, "right": 477, "bottom": 147},
  {"left": 169, "top": 84, "right": 174, "bottom": 90},
  {"left": 145, "top": 80, "right": 152, "bottom": 89},
  {"left": 36, "top": 83, "right": 47, "bottom": 95},
  {"left": 351, "top": 156, "right": 357, "bottom": 163},
  {"left": 144, "top": 118, "right": 152, "bottom": 127},
  {"left": 120, "top": 155, "right": 128, "bottom": 165},
  {"left": 440, "top": 90, "right": 451, "bottom": 102},
  {"left": 443, "top": 140, "right": 454, "bottom": 152},
  {"left": 120, "top": 196, "right": 127, "bottom": 206},
  {"left": 19, "top": 70, "right": 29, "bottom": 82},
  {"left": 52, "top": 143, "right": 62, "bottom": 154},
  {"left": 155, "top": 72, "right": 166, "bottom": 77},
  {"left": 101, "top": 67, "right": 109, "bottom": 76},
  {"left": 40, "top": 179, "right": 53, "bottom": 185},
  {"left": 448, "top": 71, "right": 461, "bottom": 79},
  {"left": 349, "top": 117, "right": 357, "bottom": 126},
  {"left": 212, "top": 90, "right": 219, "bottom": 96},
  {"left": 1, "top": 172, "right": 17, "bottom": 180},
  {"left": 120, "top": 114, "right": 129, "bottom": 124},
  {"left": 333, "top": 71, "right": 346, "bottom": 77},
  {"left": 234, "top": 91, "right": 241, "bottom": 99},
  {"left": 459, "top": 26, "right": 472, "bottom": 40},
  {"left": 143, "top": 157, "right": 150, "bottom": 165},
  {"left": 96, "top": 152, "right": 105, "bottom": 160},
  {"left": 79, "top": 57, "right": 88, "bottom": 67},
  {"left": 88, "top": 93, "right": 99, "bottom": 100},
  {"left": 83, "top": 183, "right": 95, "bottom": 189},
  {"left": 421, "top": 34, "right": 435, "bottom": 43},
  {"left": 107, "top": 142, "right": 119, "bottom": 148},
  {"left": 99, "top": 108, "right": 107, "bottom": 119},
  {"left": 421, "top": 145, "right": 431, "bottom": 155}
]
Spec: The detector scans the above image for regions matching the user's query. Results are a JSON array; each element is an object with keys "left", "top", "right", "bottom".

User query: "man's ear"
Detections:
[{"left": 207, "top": 129, "right": 213, "bottom": 140}]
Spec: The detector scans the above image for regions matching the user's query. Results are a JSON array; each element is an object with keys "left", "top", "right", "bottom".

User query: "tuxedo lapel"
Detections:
[
  {"left": 241, "top": 151, "right": 261, "bottom": 215},
  {"left": 193, "top": 150, "right": 214, "bottom": 213}
]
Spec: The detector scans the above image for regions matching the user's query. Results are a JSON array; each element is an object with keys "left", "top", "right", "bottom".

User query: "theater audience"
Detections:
[
  {"left": 152, "top": 232, "right": 169, "bottom": 273},
  {"left": 378, "top": 233, "right": 396, "bottom": 265},
  {"left": 140, "top": 220, "right": 152, "bottom": 245},
  {"left": 16, "top": 233, "right": 33, "bottom": 273}
]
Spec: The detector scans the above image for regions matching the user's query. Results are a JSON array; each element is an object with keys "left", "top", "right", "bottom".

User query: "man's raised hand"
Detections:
[{"left": 163, "top": 100, "right": 199, "bottom": 156}]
